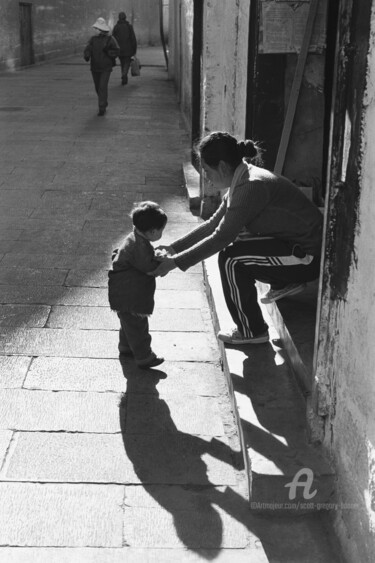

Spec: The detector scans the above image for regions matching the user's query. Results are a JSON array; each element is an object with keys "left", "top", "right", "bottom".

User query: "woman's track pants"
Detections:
[{"left": 218, "top": 238, "right": 320, "bottom": 338}]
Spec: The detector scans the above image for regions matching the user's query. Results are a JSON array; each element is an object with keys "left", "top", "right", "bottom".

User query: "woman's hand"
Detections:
[{"left": 149, "top": 256, "right": 176, "bottom": 277}]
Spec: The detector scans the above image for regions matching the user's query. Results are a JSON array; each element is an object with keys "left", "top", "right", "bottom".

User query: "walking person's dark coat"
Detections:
[
  {"left": 84, "top": 17, "right": 119, "bottom": 116},
  {"left": 113, "top": 12, "right": 137, "bottom": 85}
]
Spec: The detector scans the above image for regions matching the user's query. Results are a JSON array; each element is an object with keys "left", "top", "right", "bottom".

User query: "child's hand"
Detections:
[
  {"left": 154, "top": 248, "right": 168, "bottom": 259},
  {"left": 155, "top": 245, "right": 176, "bottom": 257}
]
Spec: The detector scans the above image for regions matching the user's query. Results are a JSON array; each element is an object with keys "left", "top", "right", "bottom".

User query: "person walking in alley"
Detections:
[
  {"left": 151, "top": 131, "right": 323, "bottom": 346},
  {"left": 83, "top": 17, "right": 120, "bottom": 116},
  {"left": 112, "top": 12, "right": 137, "bottom": 86},
  {"left": 108, "top": 201, "right": 166, "bottom": 369}
]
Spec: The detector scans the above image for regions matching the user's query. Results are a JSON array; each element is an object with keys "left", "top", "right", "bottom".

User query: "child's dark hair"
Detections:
[{"left": 131, "top": 201, "right": 167, "bottom": 233}]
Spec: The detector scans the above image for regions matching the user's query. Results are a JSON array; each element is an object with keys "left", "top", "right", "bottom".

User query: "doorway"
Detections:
[
  {"left": 245, "top": 0, "right": 285, "bottom": 171},
  {"left": 191, "top": 0, "right": 203, "bottom": 166},
  {"left": 19, "top": 3, "right": 34, "bottom": 67}
]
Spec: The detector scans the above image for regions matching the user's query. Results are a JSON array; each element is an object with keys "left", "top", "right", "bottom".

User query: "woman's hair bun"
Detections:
[{"left": 237, "top": 139, "right": 258, "bottom": 159}]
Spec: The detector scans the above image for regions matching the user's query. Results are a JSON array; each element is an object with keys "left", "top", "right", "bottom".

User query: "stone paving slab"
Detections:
[
  {"left": 0, "top": 355, "right": 31, "bottom": 388},
  {"left": 124, "top": 394, "right": 225, "bottom": 435},
  {"left": 45, "top": 306, "right": 118, "bottom": 330},
  {"left": 0, "top": 389, "right": 224, "bottom": 436},
  {"left": 0, "top": 252, "right": 111, "bottom": 270},
  {"left": 155, "top": 289, "right": 207, "bottom": 309},
  {"left": 64, "top": 269, "right": 203, "bottom": 290},
  {"left": 0, "top": 227, "right": 23, "bottom": 240},
  {"left": 0, "top": 547, "right": 268, "bottom": 563},
  {"left": 0, "top": 389, "right": 121, "bottom": 433},
  {"left": 10, "top": 239, "right": 81, "bottom": 255},
  {"left": 0, "top": 286, "right": 108, "bottom": 306},
  {"left": 0, "top": 430, "right": 12, "bottom": 466},
  {"left": 0, "top": 304, "right": 51, "bottom": 327},
  {"left": 155, "top": 272, "right": 204, "bottom": 291},
  {"left": 0, "top": 483, "right": 124, "bottom": 547},
  {"left": 1, "top": 251, "right": 202, "bottom": 274},
  {"left": 0, "top": 328, "right": 219, "bottom": 361},
  {"left": 121, "top": 484, "right": 265, "bottom": 550},
  {"left": 23, "top": 357, "right": 127, "bottom": 393},
  {"left": 24, "top": 358, "right": 220, "bottom": 396},
  {"left": 0, "top": 266, "right": 68, "bottom": 285},
  {"left": 0, "top": 190, "right": 44, "bottom": 206},
  {"left": 124, "top": 487, "right": 250, "bottom": 549},
  {"left": 3, "top": 433, "right": 237, "bottom": 486},
  {"left": 63, "top": 270, "right": 109, "bottom": 288},
  {"left": 0, "top": 241, "right": 18, "bottom": 253},
  {"left": 46, "top": 305, "right": 205, "bottom": 331},
  {"left": 0, "top": 206, "right": 33, "bottom": 218}
]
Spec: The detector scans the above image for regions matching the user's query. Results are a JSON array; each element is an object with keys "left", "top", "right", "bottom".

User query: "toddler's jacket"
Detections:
[{"left": 108, "top": 229, "right": 159, "bottom": 315}]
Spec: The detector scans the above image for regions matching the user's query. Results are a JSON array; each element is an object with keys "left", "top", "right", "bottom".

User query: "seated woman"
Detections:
[{"left": 152, "top": 131, "right": 323, "bottom": 345}]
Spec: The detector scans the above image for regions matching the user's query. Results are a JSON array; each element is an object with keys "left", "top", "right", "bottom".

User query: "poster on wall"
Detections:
[{"left": 259, "top": 0, "right": 327, "bottom": 54}]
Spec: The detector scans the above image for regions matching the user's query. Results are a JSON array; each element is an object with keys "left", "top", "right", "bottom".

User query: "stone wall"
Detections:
[
  {"left": 0, "top": 0, "right": 160, "bottom": 71},
  {"left": 326, "top": 15, "right": 375, "bottom": 560}
]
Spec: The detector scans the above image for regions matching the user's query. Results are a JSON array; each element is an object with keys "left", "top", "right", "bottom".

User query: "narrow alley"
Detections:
[{"left": 0, "top": 47, "right": 340, "bottom": 561}]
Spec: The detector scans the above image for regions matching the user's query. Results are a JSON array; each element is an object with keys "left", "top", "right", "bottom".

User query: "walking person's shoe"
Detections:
[
  {"left": 121, "top": 76, "right": 128, "bottom": 85},
  {"left": 97, "top": 108, "right": 106, "bottom": 116},
  {"left": 217, "top": 327, "right": 269, "bottom": 345},
  {"left": 260, "top": 282, "right": 307, "bottom": 304},
  {"left": 137, "top": 353, "right": 165, "bottom": 370}
]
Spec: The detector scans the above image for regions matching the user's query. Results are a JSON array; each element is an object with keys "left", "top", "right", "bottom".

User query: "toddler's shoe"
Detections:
[{"left": 137, "top": 353, "right": 165, "bottom": 370}]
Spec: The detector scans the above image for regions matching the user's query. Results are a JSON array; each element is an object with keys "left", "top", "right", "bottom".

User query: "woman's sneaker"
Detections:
[
  {"left": 217, "top": 327, "right": 269, "bottom": 345},
  {"left": 260, "top": 283, "right": 307, "bottom": 304}
]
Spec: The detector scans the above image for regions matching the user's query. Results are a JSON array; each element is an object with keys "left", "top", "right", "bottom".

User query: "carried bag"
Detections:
[{"left": 130, "top": 56, "right": 141, "bottom": 76}]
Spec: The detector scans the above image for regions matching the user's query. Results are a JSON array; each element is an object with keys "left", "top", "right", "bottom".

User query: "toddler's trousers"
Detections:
[{"left": 117, "top": 312, "right": 153, "bottom": 363}]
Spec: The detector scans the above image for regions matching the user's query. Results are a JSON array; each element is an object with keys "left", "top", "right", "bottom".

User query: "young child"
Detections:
[{"left": 108, "top": 201, "right": 167, "bottom": 369}]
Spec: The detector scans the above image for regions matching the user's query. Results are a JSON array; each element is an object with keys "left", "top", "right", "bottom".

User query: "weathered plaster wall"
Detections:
[
  {"left": 179, "top": 0, "right": 194, "bottom": 130},
  {"left": 169, "top": 0, "right": 250, "bottom": 140},
  {"left": 202, "top": 0, "right": 249, "bottom": 137},
  {"left": 315, "top": 7, "right": 375, "bottom": 560},
  {"left": 200, "top": 0, "right": 250, "bottom": 211},
  {"left": 0, "top": 0, "right": 160, "bottom": 71},
  {"left": 168, "top": 0, "right": 250, "bottom": 216}
]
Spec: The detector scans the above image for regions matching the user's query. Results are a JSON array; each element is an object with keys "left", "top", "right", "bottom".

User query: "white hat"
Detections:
[{"left": 92, "top": 17, "right": 110, "bottom": 32}]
